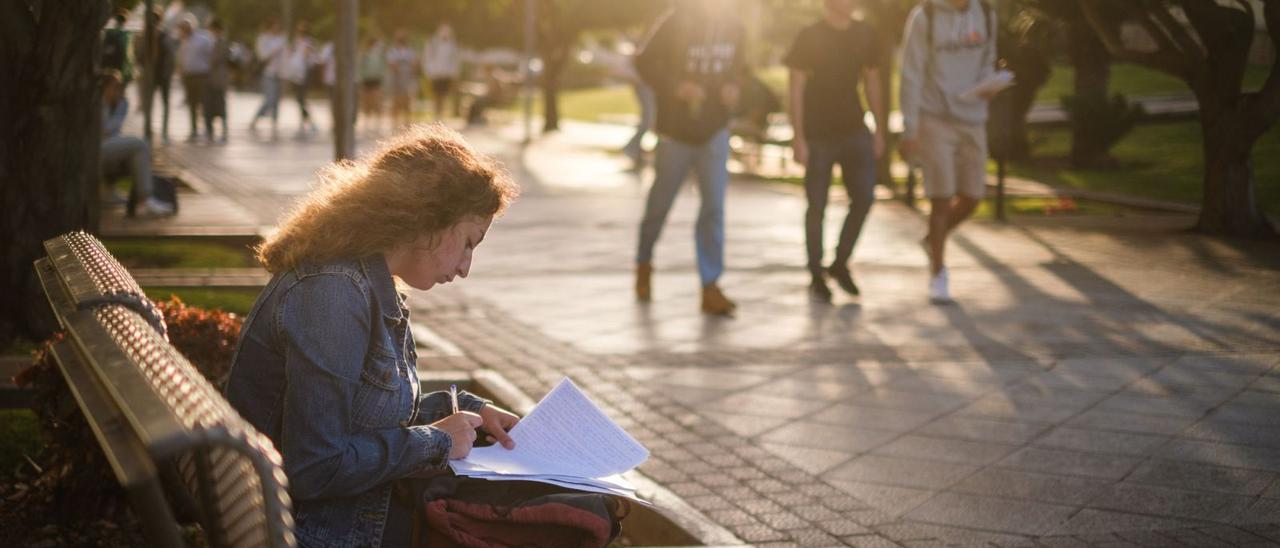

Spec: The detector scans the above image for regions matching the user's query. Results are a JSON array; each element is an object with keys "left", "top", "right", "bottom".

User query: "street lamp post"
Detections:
[
  {"left": 523, "top": 0, "right": 536, "bottom": 143},
  {"left": 333, "top": 0, "right": 358, "bottom": 160}
]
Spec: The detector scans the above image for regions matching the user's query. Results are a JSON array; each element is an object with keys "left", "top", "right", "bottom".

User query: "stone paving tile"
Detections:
[
  {"left": 701, "top": 409, "right": 788, "bottom": 437},
  {"left": 1235, "top": 498, "right": 1280, "bottom": 526},
  {"left": 1016, "top": 370, "right": 1137, "bottom": 393},
  {"left": 1126, "top": 459, "right": 1277, "bottom": 496},
  {"left": 915, "top": 416, "right": 1052, "bottom": 445},
  {"left": 1087, "top": 483, "right": 1255, "bottom": 523},
  {"left": 997, "top": 447, "right": 1143, "bottom": 480},
  {"left": 905, "top": 492, "right": 1076, "bottom": 536},
  {"left": 705, "top": 392, "right": 833, "bottom": 420},
  {"left": 1052, "top": 509, "right": 1215, "bottom": 536},
  {"left": 741, "top": 377, "right": 879, "bottom": 402},
  {"left": 948, "top": 468, "right": 1112, "bottom": 506},
  {"left": 1158, "top": 528, "right": 1240, "bottom": 547},
  {"left": 1031, "top": 427, "right": 1171, "bottom": 456},
  {"left": 1157, "top": 439, "right": 1280, "bottom": 472},
  {"left": 760, "top": 421, "right": 901, "bottom": 453},
  {"left": 1169, "top": 354, "right": 1280, "bottom": 375},
  {"left": 788, "top": 528, "right": 846, "bottom": 546},
  {"left": 871, "top": 435, "right": 1020, "bottom": 466},
  {"left": 760, "top": 442, "right": 856, "bottom": 475},
  {"left": 1144, "top": 367, "right": 1265, "bottom": 389},
  {"left": 1065, "top": 409, "right": 1198, "bottom": 436},
  {"left": 1198, "top": 525, "right": 1278, "bottom": 544},
  {"left": 829, "top": 388, "right": 973, "bottom": 415},
  {"left": 1205, "top": 402, "right": 1280, "bottom": 427},
  {"left": 827, "top": 455, "right": 981, "bottom": 490},
  {"left": 810, "top": 404, "right": 945, "bottom": 432},
  {"left": 957, "top": 394, "right": 1091, "bottom": 424},
  {"left": 827, "top": 480, "right": 936, "bottom": 518},
  {"left": 872, "top": 521, "right": 1034, "bottom": 545},
  {"left": 843, "top": 535, "right": 904, "bottom": 547},
  {"left": 1093, "top": 392, "right": 1219, "bottom": 419}
]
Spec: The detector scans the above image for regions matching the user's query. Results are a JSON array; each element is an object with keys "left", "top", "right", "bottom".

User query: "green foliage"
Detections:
[
  {"left": 0, "top": 410, "right": 42, "bottom": 479},
  {"left": 103, "top": 238, "right": 255, "bottom": 269},
  {"left": 144, "top": 287, "right": 261, "bottom": 316},
  {"left": 1061, "top": 92, "right": 1145, "bottom": 167},
  {"left": 1011, "top": 120, "right": 1280, "bottom": 214}
]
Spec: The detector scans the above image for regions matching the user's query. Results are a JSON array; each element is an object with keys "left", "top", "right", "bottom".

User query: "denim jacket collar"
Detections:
[{"left": 361, "top": 254, "right": 404, "bottom": 322}]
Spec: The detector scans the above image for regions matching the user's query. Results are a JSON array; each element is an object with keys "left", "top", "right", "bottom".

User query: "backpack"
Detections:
[
  {"left": 401, "top": 473, "right": 629, "bottom": 548},
  {"left": 103, "top": 28, "right": 129, "bottom": 70}
]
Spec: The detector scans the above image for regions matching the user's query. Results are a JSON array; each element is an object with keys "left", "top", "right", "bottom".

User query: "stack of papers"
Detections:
[
  {"left": 451, "top": 377, "right": 651, "bottom": 503},
  {"left": 959, "top": 69, "right": 1015, "bottom": 101}
]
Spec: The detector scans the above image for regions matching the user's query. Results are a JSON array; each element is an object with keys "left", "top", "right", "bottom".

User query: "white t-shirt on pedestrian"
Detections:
[
  {"left": 422, "top": 36, "right": 460, "bottom": 80},
  {"left": 177, "top": 29, "right": 215, "bottom": 75},
  {"left": 282, "top": 37, "right": 313, "bottom": 84},
  {"left": 255, "top": 32, "right": 286, "bottom": 78}
]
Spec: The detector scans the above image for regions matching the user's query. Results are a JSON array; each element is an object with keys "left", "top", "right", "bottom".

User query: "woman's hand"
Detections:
[
  {"left": 432, "top": 411, "right": 483, "bottom": 459},
  {"left": 478, "top": 404, "right": 520, "bottom": 450}
]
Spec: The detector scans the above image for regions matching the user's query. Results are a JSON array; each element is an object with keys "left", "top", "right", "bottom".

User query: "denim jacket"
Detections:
[{"left": 225, "top": 255, "right": 487, "bottom": 547}]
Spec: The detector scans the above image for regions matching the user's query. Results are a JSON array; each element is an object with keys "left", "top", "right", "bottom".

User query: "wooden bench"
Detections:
[{"left": 34, "top": 231, "right": 294, "bottom": 548}]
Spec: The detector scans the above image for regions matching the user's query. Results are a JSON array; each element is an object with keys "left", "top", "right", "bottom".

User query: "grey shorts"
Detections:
[{"left": 918, "top": 113, "right": 988, "bottom": 199}]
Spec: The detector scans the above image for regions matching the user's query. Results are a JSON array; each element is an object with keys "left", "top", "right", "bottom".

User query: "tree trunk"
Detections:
[
  {"left": 1196, "top": 100, "right": 1275, "bottom": 237},
  {"left": 0, "top": 1, "right": 110, "bottom": 344},
  {"left": 540, "top": 45, "right": 568, "bottom": 133},
  {"left": 1067, "top": 11, "right": 1113, "bottom": 168}
]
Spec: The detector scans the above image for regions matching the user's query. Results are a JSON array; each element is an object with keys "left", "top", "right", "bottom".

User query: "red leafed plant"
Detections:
[
  {"left": 153, "top": 295, "right": 242, "bottom": 388},
  {"left": 1, "top": 297, "right": 244, "bottom": 546}
]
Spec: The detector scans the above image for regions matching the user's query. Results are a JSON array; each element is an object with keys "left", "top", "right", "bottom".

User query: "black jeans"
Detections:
[{"left": 803, "top": 129, "right": 877, "bottom": 276}]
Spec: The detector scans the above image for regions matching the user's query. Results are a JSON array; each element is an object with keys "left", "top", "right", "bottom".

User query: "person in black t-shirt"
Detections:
[
  {"left": 633, "top": 1, "right": 745, "bottom": 316},
  {"left": 784, "top": 0, "right": 888, "bottom": 303}
]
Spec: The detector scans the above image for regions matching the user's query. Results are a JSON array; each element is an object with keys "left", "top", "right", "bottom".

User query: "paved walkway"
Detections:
[{"left": 137, "top": 89, "right": 1280, "bottom": 546}]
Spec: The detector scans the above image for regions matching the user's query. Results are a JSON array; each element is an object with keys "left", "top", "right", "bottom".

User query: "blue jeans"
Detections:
[
  {"left": 637, "top": 129, "right": 730, "bottom": 285},
  {"left": 804, "top": 129, "right": 876, "bottom": 276},
  {"left": 623, "top": 84, "right": 656, "bottom": 160},
  {"left": 254, "top": 75, "right": 281, "bottom": 122}
]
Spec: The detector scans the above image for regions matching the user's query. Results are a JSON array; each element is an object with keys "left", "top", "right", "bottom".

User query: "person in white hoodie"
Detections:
[
  {"left": 422, "top": 23, "right": 461, "bottom": 120},
  {"left": 898, "top": 0, "right": 997, "bottom": 304},
  {"left": 251, "top": 19, "right": 286, "bottom": 133}
]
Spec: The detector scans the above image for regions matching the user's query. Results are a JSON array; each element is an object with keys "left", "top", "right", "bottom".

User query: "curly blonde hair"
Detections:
[{"left": 257, "top": 124, "right": 518, "bottom": 273}]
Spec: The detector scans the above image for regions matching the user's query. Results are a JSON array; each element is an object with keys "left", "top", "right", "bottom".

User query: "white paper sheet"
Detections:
[
  {"left": 959, "top": 69, "right": 1015, "bottom": 101},
  {"left": 457, "top": 377, "right": 649, "bottom": 479}
]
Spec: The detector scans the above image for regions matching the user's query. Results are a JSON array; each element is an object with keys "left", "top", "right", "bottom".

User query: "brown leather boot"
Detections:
[
  {"left": 701, "top": 283, "right": 736, "bottom": 316},
  {"left": 635, "top": 262, "right": 653, "bottom": 302}
]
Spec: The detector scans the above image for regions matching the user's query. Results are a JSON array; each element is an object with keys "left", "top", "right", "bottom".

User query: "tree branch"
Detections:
[{"left": 1080, "top": 0, "right": 1192, "bottom": 81}]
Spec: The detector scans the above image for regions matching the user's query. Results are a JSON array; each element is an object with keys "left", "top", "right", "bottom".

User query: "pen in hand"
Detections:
[{"left": 449, "top": 384, "right": 460, "bottom": 415}]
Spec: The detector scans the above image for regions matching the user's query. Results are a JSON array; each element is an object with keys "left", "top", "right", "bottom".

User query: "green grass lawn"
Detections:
[
  {"left": 0, "top": 409, "right": 43, "bottom": 478},
  {"left": 1009, "top": 120, "right": 1280, "bottom": 214},
  {"left": 144, "top": 287, "right": 261, "bottom": 316},
  {"left": 104, "top": 238, "right": 257, "bottom": 269},
  {"left": 538, "top": 62, "right": 1271, "bottom": 124}
]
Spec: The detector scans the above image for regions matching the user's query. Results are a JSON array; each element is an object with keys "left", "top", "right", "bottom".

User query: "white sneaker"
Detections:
[
  {"left": 139, "top": 197, "right": 175, "bottom": 217},
  {"left": 929, "top": 267, "right": 953, "bottom": 304}
]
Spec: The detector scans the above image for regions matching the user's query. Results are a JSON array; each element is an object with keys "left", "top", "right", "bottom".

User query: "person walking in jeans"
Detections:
[
  {"left": 899, "top": 0, "right": 998, "bottom": 303},
  {"left": 251, "top": 19, "right": 286, "bottom": 133},
  {"left": 633, "top": 0, "right": 744, "bottom": 316},
  {"left": 785, "top": 0, "right": 888, "bottom": 303}
]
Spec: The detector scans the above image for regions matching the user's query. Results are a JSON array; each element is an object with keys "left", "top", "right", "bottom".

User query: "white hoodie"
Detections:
[{"left": 899, "top": 0, "right": 997, "bottom": 138}]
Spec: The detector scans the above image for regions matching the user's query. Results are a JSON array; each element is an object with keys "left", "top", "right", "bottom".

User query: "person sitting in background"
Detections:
[
  {"left": 465, "top": 64, "right": 515, "bottom": 127},
  {"left": 100, "top": 70, "right": 175, "bottom": 217}
]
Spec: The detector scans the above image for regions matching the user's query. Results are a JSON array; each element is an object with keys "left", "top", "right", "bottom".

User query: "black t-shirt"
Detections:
[{"left": 783, "top": 19, "right": 880, "bottom": 140}]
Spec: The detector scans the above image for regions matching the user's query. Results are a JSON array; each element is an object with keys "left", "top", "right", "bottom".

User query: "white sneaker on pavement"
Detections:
[
  {"left": 138, "top": 197, "right": 175, "bottom": 217},
  {"left": 929, "top": 267, "right": 953, "bottom": 304}
]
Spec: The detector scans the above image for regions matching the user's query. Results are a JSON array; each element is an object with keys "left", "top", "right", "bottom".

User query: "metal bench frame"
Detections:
[{"left": 35, "top": 231, "right": 294, "bottom": 548}]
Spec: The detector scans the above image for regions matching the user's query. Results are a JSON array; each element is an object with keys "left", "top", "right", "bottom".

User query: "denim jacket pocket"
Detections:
[{"left": 352, "top": 348, "right": 410, "bottom": 429}]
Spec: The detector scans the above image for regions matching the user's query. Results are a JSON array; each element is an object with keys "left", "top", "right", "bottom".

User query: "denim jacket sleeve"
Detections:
[
  {"left": 278, "top": 273, "right": 452, "bottom": 500},
  {"left": 414, "top": 390, "right": 489, "bottom": 426}
]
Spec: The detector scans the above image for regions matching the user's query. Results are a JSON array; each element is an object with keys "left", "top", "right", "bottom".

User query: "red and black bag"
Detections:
[{"left": 404, "top": 473, "right": 630, "bottom": 548}]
